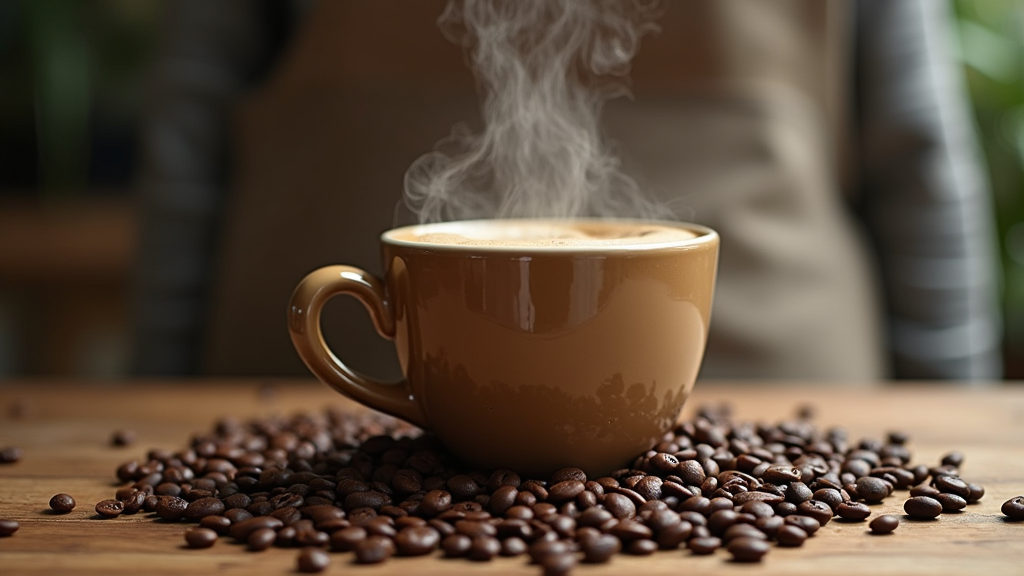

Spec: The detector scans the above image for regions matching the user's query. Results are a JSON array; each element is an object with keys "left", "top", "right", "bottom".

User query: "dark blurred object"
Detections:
[
  {"left": 130, "top": 0, "right": 1005, "bottom": 382},
  {"left": 0, "top": 1, "right": 162, "bottom": 377},
  {"left": 954, "top": 1, "right": 1024, "bottom": 378}
]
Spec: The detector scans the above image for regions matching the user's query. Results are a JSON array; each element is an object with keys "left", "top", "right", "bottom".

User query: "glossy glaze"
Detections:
[{"left": 289, "top": 219, "right": 718, "bottom": 477}]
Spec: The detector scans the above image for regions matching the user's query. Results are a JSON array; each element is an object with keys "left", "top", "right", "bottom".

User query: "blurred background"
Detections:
[{"left": 0, "top": 0, "right": 1022, "bottom": 380}]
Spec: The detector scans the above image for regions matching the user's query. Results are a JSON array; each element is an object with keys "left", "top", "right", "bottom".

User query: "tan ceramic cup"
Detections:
[{"left": 288, "top": 218, "right": 718, "bottom": 477}]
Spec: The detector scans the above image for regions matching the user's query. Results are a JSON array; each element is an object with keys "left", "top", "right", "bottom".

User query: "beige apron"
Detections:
[{"left": 204, "top": 0, "right": 884, "bottom": 382}]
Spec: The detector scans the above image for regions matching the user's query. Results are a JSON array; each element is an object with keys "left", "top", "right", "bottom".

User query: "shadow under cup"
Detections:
[{"left": 288, "top": 218, "right": 719, "bottom": 478}]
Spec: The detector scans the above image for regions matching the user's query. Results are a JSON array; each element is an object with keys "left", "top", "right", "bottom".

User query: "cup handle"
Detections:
[{"left": 288, "top": 265, "right": 428, "bottom": 428}]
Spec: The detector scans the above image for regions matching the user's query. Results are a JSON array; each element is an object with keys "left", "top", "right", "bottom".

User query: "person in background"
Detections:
[{"left": 130, "top": 0, "right": 1002, "bottom": 383}]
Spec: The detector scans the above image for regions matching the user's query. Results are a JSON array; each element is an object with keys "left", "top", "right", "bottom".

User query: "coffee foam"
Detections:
[{"left": 391, "top": 221, "right": 698, "bottom": 248}]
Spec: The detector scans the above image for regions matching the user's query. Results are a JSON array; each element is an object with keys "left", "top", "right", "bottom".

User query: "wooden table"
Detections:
[{"left": 1, "top": 380, "right": 1023, "bottom": 575}]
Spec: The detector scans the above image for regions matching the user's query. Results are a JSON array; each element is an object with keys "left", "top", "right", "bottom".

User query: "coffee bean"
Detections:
[
  {"left": 580, "top": 533, "right": 620, "bottom": 562},
  {"left": 467, "top": 535, "right": 501, "bottom": 561},
  {"left": 111, "top": 430, "right": 137, "bottom": 447},
  {"left": 184, "top": 497, "right": 225, "bottom": 521},
  {"left": 784, "top": 515, "right": 820, "bottom": 536},
  {"left": 296, "top": 548, "right": 330, "bottom": 573},
  {"left": 229, "top": 516, "right": 284, "bottom": 541},
  {"left": 441, "top": 533, "right": 472, "bottom": 557},
  {"left": 909, "top": 484, "right": 941, "bottom": 498},
  {"left": 728, "top": 536, "right": 770, "bottom": 562},
  {"left": 419, "top": 490, "right": 452, "bottom": 517},
  {"left": 721, "top": 523, "right": 767, "bottom": 543},
  {"left": 184, "top": 527, "right": 218, "bottom": 548},
  {"left": 247, "top": 527, "right": 276, "bottom": 551},
  {"left": 797, "top": 500, "right": 834, "bottom": 526},
  {"left": 547, "top": 480, "right": 585, "bottom": 504},
  {"left": 49, "top": 493, "right": 76, "bottom": 513},
  {"left": 940, "top": 451, "right": 964, "bottom": 468},
  {"left": 775, "top": 524, "right": 808, "bottom": 547},
  {"left": 835, "top": 501, "right": 871, "bottom": 521},
  {"left": 934, "top": 493, "right": 967, "bottom": 512},
  {"left": 155, "top": 496, "right": 188, "bottom": 521},
  {"left": 688, "top": 536, "right": 722, "bottom": 555},
  {"left": 869, "top": 514, "right": 899, "bottom": 534},
  {"left": 933, "top": 475, "right": 971, "bottom": 499},
  {"left": 762, "top": 464, "right": 802, "bottom": 485},
  {"left": 0, "top": 446, "right": 23, "bottom": 464},
  {"left": 500, "top": 536, "right": 527, "bottom": 557},
  {"left": 1002, "top": 496, "right": 1024, "bottom": 520},
  {"left": 0, "top": 519, "right": 19, "bottom": 536},
  {"left": 625, "top": 538, "right": 658, "bottom": 555},
  {"left": 855, "top": 477, "right": 889, "bottom": 503},
  {"left": 603, "top": 492, "right": 636, "bottom": 519},
  {"left": 352, "top": 535, "right": 395, "bottom": 563},
  {"left": 540, "top": 551, "right": 577, "bottom": 576},
  {"left": 904, "top": 496, "right": 942, "bottom": 519},
  {"left": 95, "top": 499, "right": 124, "bottom": 518}
]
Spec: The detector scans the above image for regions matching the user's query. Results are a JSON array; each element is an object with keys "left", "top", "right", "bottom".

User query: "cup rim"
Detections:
[{"left": 382, "top": 218, "right": 718, "bottom": 253}]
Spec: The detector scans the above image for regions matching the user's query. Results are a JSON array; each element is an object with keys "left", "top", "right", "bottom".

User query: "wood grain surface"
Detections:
[{"left": 1, "top": 379, "right": 1023, "bottom": 575}]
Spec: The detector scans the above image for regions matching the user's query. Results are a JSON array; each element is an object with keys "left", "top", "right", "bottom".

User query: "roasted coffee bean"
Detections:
[
  {"left": 224, "top": 508, "right": 253, "bottom": 524},
  {"left": 935, "top": 493, "right": 967, "bottom": 512},
  {"left": 869, "top": 514, "right": 899, "bottom": 534},
  {"left": 500, "top": 536, "right": 528, "bottom": 557},
  {"left": 155, "top": 496, "right": 188, "bottom": 521},
  {"left": 797, "top": 500, "right": 833, "bottom": 526},
  {"left": 784, "top": 515, "right": 820, "bottom": 536},
  {"left": 547, "top": 480, "right": 585, "bottom": 505},
  {"left": 419, "top": 490, "right": 452, "bottom": 517},
  {"left": 722, "top": 523, "right": 767, "bottom": 543},
  {"left": 0, "top": 446, "right": 23, "bottom": 464},
  {"left": 184, "top": 527, "right": 218, "bottom": 548},
  {"left": 442, "top": 533, "right": 472, "bottom": 557},
  {"left": 812, "top": 488, "right": 843, "bottom": 511},
  {"left": 733, "top": 490, "right": 784, "bottom": 506},
  {"left": 966, "top": 483, "right": 986, "bottom": 503},
  {"left": 688, "top": 536, "right": 722, "bottom": 555},
  {"left": 1001, "top": 496, "right": 1024, "bottom": 520},
  {"left": 933, "top": 475, "right": 971, "bottom": 499},
  {"left": 728, "top": 536, "right": 770, "bottom": 562},
  {"left": 904, "top": 496, "right": 942, "bottom": 519},
  {"left": 676, "top": 460, "right": 706, "bottom": 485},
  {"left": 111, "top": 429, "right": 137, "bottom": 447},
  {"left": 49, "top": 493, "right": 76, "bottom": 513},
  {"left": 625, "top": 538, "right": 658, "bottom": 555},
  {"left": 296, "top": 548, "right": 330, "bottom": 573},
  {"left": 940, "top": 451, "right": 964, "bottom": 468},
  {"left": 762, "top": 464, "right": 802, "bottom": 485},
  {"left": 247, "top": 527, "right": 277, "bottom": 551},
  {"left": 775, "top": 524, "right": 808, "bottom": 547},
  {"left": 0, "top": 520, "right": 20, "bottom": 536},
  {"left": 910, "top": 484, "right": 941, "bottom": 498},
  {"left": 581, "top": 533, "right": 621, "bottom": 562},
  {"left": 329, "top": 526, "right": 366, "bottom": 551},
  {"left": 855, "top": 477, "right": 889, "bottom": 503},
  {"left": 95, "top": 499, "right": 124, "bottom": 518},
  {"left": 754, "top": 516, "right": 784, "bottom": 539},
  {"left": 467, "top": 535, "right": 501, "bottom": 561},
  {"left": 603, "top": 492, "right": 636, "bottom": 519},
  {"left": 541, "top": 551, "right": 577, "bottom": 576},
  {"left": 229, "top": 516, "right": 284, "bottom": 541},
  {"left": 353, "top": 535, "right": 395, "bottom": 564},
  {"left": 835, "top": 501, "right": 871, "bottom": 521},
  {"left": 183, "top": 497, "right": 225, "bottom": 521}
]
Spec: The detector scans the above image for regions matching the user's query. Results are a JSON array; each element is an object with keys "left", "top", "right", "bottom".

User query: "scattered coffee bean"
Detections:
[
  {"left": 296, "top": 548, "right": 330, "bottom": 573},
  {"left": 111, "top": 430, "right": 137, "bottom": 447},
  {"left": 247, "top": 527, "right": 276, "bottom": 551},
  {"left": 94, "top": 499, "right": 124, "bottom": 518},
  {"left": 0, "top": 520, "right": 19, "bottom": 536},
  {"left": 688, "top": 536, "right": 722, "bottom": 555},
  {"left": 91, "top": 402, "right": 1011, "bottom": 571},
  {"left": 869, "top": 515, "right": 899, "bottom": 534},
  {"left": 934, "top": 493, "right": 967, "bottom": 513},
  {"left": 0, "top": 446, "right": 23, "bottom": 464},
  {"left": 1002, "top": 496, "right": 1024, "bottom": 520},
  {"left": 49, "top": 493, "right": 76, "bottom": 513},
  {"left": 728, "top": 536, "right": 770, "bottom": 562},
  {"left": 904, "top": 496, "right": 942, "bottom": 520},
  {"left": 835, "top": 501, "right": 871, "bottom": 521},
  {"left": 184, "top": 527, "right": 218, "bottom": 548},
  {"left": 775, "top": 524, "right": 808, "bottom": 547}
]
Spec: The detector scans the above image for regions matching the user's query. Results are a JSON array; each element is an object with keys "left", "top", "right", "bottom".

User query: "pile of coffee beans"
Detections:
[{"left": 89, "top": 404, "right": 1016, "bottom": 573}]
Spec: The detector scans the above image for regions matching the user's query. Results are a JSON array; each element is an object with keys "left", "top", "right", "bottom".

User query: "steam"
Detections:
[{"left": 402, "top": 0, "right": 669, "bottom": 224}]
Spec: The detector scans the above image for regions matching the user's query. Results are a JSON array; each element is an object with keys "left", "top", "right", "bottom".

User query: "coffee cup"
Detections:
[{"left": 288, "top": 218, "right": 718, "bottom": 477}]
